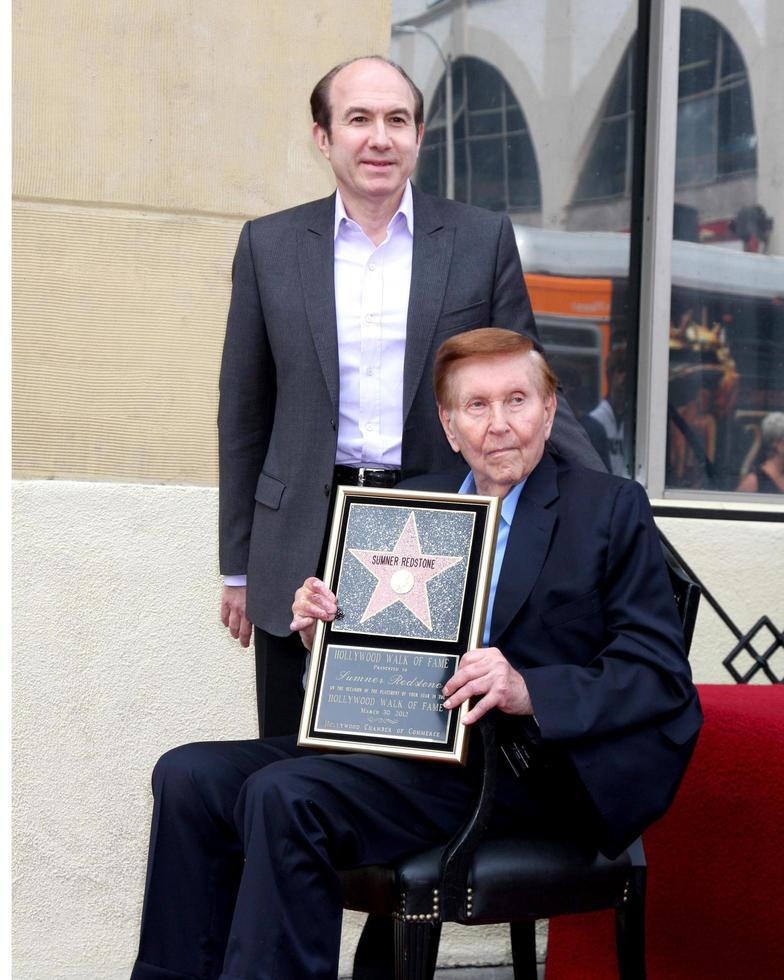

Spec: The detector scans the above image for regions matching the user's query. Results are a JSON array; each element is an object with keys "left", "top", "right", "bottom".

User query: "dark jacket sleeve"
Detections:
[
  {"left": 488, "top": 215, "right": 536, "bottom": 336},
  {"left": 522, "top": 479, "right": 698, "bottom": 741},
  {"left": 217, "top": 221, "right": 276, "bottom": 576}
]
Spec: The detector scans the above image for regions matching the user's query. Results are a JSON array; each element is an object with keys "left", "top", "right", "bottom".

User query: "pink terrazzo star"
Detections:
[{"left": 348, "top": 512, "right": 463, "bottom": 631}]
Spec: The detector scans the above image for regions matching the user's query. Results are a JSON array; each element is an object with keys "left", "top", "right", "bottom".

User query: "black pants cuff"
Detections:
[{"left": 130, "top": 959, "right": 203, "bottom": 980}]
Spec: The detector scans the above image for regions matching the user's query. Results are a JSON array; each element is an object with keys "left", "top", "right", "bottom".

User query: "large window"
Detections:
[
  {"left": 392, "top": 0, "right": 783, "bottom": 501},
  {"left": 394, "top": 5, "right": 641, "bottom": 481},
  {"left": 417, "top": 57, "right": 541, "bottom": 213}
]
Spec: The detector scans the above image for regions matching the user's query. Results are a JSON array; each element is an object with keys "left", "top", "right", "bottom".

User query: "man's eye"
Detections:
[{"left": 350, "top": 115, "right": 367, "bottom": 124}]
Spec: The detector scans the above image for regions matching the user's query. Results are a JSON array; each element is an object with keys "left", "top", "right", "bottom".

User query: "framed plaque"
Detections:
[{"left": 298, "top": 486, "right": 500, "bottom": 764}]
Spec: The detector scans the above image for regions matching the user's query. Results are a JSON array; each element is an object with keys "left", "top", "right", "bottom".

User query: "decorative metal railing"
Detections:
[{"left": 658, "top": 531, "right": 783, "bottom": 684}]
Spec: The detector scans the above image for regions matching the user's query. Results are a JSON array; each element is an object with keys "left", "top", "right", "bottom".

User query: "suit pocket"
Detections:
[
  {"left": 435, "top": 299, "right": 488, "bottom": 334},
  {"left": 540, "top": 590, "right": 602, "bottom": 629},
  {"left": 254, "top": 471, "right": 285, "bottom": 510},
  {"left": 657, "top": 710, "right": 702, "bottom": 746}
]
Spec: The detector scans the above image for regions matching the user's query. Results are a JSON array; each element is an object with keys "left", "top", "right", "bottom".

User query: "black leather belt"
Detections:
[{"left": 333, "top": 465, "right": 401, "bottom": 488}]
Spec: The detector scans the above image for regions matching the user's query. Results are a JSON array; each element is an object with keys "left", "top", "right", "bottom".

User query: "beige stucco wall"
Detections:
[
  {"left": 12, "top": 202, "right": 238, "bottom": 483},
  {"left": 12, "top": 0, "right": 392, "bottom": 485}
]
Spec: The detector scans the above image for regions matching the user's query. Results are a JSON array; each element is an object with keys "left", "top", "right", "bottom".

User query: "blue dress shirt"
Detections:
[{"left": 458, "top": 472, "right": 526, "bottom": 646}]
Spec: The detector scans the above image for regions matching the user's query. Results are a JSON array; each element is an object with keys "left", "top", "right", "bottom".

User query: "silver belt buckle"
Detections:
[{"left": 357, "top": 467, "right": 366, "bottom": 486}]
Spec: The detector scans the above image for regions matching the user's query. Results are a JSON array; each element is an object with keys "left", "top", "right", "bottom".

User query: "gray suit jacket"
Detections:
[{"left": 218, "top": 186, "right": 601, "bottom": 633}]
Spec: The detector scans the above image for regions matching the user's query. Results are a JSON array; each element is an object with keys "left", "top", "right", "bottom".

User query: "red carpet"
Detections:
[{"left": 545, "top": 685, "right": 784, "bottom": 979}]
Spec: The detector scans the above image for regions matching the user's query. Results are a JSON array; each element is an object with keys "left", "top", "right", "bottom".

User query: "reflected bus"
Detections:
[{"left": 515, "top": 226, "right": 784, "bottom": 491}]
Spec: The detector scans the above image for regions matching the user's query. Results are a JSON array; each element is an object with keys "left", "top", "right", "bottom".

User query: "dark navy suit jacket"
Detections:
[{"left": 404, "top": 452, "right": 703, "bottom": 858}]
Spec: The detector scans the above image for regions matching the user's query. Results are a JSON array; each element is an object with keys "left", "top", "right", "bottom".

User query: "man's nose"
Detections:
[
  {"left": 368, "top": 119, "right": 392, "bottom": 147},
  {"left": 488, "top": 403, "right": 510, "bottom": 431}
]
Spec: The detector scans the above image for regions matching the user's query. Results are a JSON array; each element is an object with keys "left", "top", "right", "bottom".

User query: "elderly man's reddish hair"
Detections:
[{"left": 433, "top": 328, "right": 558, "bottom": 407}]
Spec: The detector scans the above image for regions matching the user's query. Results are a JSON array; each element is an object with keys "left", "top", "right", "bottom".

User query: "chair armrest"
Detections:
[{"left": 440, "top": 714, "right": 499, "bottom": 917}]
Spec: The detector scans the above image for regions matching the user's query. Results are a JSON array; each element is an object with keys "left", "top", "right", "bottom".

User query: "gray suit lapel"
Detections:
[
  {"left": 489, "top": 454, "right": 560, "bottom": 643},
  {"left": 403, "top": 189, "right": 454, "bottom": 422},
  {"left": 297, "top": 194, "right": 339, "bottom": 410}
]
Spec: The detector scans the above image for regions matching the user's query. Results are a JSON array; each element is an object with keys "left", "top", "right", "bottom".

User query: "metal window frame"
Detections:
[{"left": 635, "top": 0, "right": 681, "bottom": 497}]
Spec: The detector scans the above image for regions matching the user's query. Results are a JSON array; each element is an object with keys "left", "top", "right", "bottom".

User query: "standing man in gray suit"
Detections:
[{"left": 218, "top": 55, "right": 601, "bottom": 738}]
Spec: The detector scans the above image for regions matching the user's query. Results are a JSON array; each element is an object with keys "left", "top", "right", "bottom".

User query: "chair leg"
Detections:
[
  {"left": 353, "top": 914, "right": 396, "bottom": 979},
  {"left": 615, "top": 866, "right": 646, "bottom": 980},
  {"left": 394, "top": 917, "right": 442, "bottom": 980},
  {"left": 510, "top": 921, "right": 539, "bottom": 980}
]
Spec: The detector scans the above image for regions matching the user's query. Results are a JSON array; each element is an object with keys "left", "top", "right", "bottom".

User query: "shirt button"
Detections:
[
  {"left": 368, "top": 263, "right": 376, "bottom": 271},
  {"left": 366, "top": 422, "right": 376, "bottom": 432}
]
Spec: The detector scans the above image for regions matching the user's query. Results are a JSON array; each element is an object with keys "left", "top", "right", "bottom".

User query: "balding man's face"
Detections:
[{"left": 312, "top": 59, "right": 423, "bottom": 215}]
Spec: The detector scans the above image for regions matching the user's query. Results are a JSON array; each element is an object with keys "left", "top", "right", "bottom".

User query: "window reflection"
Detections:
[
  {"left": 576, "top": 11, "right": 756, "bottom": 202},
  {"left": 678, "top": 8, "right": 757, "bottom": 183},
  {"left": 395, "top": 3, "right": 638, "bottom": 480},
  {"left": 391, "top": 0, "right": 782, "bottom": 497},
  {"left": 575, "top": 49, "right": 635, "bottom": 202},
  {"left": 666, "top": 246, "right": 784, "bottom": 493},
  {"left": 667, "top": 9, "right": 782, "bottom": 495},
  {"left": 417, "top": 57, "right": 542, "bottom": 214}
]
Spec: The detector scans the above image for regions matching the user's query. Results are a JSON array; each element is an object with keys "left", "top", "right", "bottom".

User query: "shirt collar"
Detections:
[
  {"left": 333, "top": 181, "right": 414, "bottom": 241},
  {"left": 458, "top": 472, "right": 527, "bottom": 526}
]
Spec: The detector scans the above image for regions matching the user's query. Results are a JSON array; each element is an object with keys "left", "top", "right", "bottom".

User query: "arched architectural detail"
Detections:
[
  {"left": 573, "top": 7, "right": 757, "bottom": 204},
  {"left": 417, "top": 55, "right": 541, "bottom": 214}
]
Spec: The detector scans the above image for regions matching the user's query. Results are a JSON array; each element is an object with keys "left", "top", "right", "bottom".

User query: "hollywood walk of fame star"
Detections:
[{"left": 348, "top": 512, "right": 463, "bottom": 631}]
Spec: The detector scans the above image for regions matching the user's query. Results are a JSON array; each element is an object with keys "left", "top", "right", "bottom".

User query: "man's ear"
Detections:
[
  {"left": 438, "top": 404, "right": 460, "bottom": 453},
  {"left": 416, "top": 122, "right": 424, "bottom": 145},
  {"left": 312, "top": 123, "right": 330, "bottom": 160},
  {"left": 544, "top": 393, "right": 557, "bottom": 439}
]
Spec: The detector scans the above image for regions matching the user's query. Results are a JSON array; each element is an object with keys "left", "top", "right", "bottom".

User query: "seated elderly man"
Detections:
[{"left": 131, "top": 329, "right": 701, "bottom": 980}]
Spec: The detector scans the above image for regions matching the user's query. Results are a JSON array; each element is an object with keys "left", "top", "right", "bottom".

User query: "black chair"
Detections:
[{"left": 341, "top": 531, "right": 700, "bottom": 980}]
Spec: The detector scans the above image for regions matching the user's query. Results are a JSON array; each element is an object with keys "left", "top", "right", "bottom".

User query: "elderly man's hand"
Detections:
[
  {"left": 290, "top": 577, "right": 337, "bottom": 651},
  {"left": 442, "top": 647, "right": 533, "bottom": 724},
  {"left": 221, "top": 585, "right": 253, "bottom": 648}
]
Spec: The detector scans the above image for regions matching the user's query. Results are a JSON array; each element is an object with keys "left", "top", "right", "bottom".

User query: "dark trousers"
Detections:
[
  {"left": 130, "top": 735, "right": 588, "bottom": 980},
  {"left": 253, "top": 630, "right": 307, "bottom": 737}
]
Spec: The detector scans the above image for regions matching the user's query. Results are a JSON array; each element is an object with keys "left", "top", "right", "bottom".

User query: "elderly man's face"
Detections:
[
  {"left": 439, "top": 353, "right": 556, "bottom": 498},
  {"left": 312, "top": 59, "right": 422, "bottom": 213}
]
